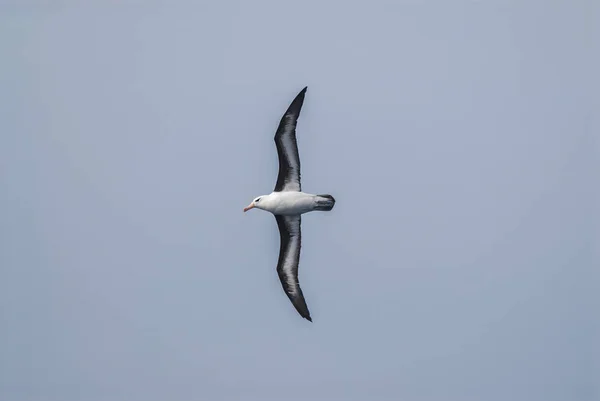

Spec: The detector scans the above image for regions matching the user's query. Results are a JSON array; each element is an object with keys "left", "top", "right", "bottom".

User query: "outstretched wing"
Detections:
[
  {"left": 273, "top": 87, "right": 307, "bottom": 193},
  {"left": 274, "top": 214, "right": 311, "bottom": 321}
]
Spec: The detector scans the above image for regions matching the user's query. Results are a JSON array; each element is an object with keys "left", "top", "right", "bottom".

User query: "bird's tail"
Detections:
[{"left": 314, "top": 194, "right": 336, "bottom": 211}]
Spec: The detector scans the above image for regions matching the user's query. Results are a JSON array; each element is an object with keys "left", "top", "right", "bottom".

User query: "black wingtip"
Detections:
[
  {"left": 297, "top": 306, "right": 312, "bottom": 322},
  {"left": 294, "top": 86, "right": 307, "bottom": 100},
  {"left": 280, "top": 87, "right": 308, "bottom": 119},
  {"left": 296, "top": 86, "right": 307, "bottom": 100}
]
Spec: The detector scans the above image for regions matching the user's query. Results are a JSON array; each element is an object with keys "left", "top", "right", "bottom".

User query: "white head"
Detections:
[{"left": 243, "top": 195, "right": 269, "bottom": 212}]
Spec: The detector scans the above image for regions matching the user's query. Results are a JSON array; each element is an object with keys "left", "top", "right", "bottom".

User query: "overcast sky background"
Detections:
[{"left": 1, "top": 1, "right": 597, "bottom": 401}]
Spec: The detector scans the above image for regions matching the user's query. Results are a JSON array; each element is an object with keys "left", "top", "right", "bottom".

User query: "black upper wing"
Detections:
[
  {"left": 274, "top": 214, "right": 311, "bottom": 321},
  {"left": 273, "top": 87, "right": 307, "bottom": 192}
]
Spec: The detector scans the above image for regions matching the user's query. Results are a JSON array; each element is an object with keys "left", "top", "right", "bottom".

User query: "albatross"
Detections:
[{"left": 243, "top": 86, "right": 335, "bottom": 322}]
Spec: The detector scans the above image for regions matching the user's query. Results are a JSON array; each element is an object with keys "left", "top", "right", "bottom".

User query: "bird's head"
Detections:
[{"left": 243, "top": 195, "right": 268, "bottom": 212}]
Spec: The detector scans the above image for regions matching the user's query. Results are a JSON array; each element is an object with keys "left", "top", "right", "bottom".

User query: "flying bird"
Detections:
[{"left": 243, "top": 87, "right": 335, "bottom": 322}]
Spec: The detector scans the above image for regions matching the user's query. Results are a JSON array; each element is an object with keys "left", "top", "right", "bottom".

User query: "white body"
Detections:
[{"left": 255, "top": 191, "right": 320, "bottom": 215}]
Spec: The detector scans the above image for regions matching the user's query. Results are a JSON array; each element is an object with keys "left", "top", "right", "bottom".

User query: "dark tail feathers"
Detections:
[{"left": 315, "top": 194, "right": 336, "bottom": 211}]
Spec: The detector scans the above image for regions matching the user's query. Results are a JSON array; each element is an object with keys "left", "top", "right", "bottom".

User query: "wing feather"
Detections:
[
  {"left": 273, "top": 87, "right": 306, "bottom": 192},
  {"left": 274, "top": 214, "right": 311, "bottom": 321}
]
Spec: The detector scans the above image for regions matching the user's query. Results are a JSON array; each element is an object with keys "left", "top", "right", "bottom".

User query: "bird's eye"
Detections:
[{"left": 255, "top": 198, "right": 260, "bottom": 203}]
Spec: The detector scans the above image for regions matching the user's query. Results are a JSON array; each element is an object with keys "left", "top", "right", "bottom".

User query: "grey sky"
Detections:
[{"left": 1, "top": 1, "right": 596, "bottom": 400}]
